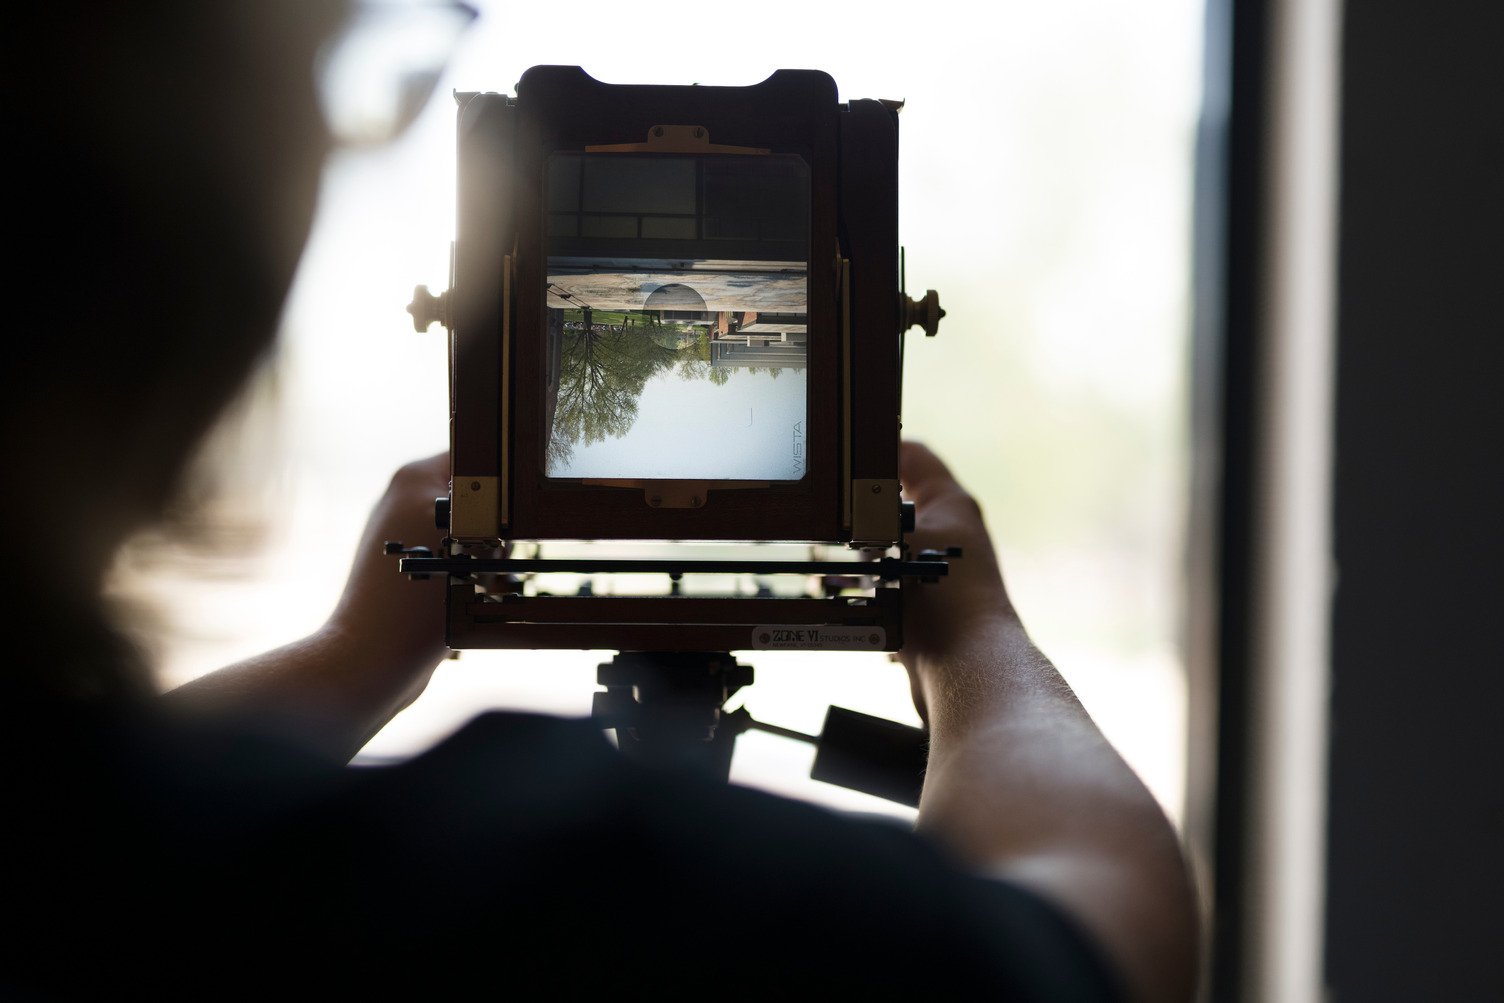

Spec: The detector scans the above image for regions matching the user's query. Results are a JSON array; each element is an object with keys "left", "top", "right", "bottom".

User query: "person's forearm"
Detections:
[
  {"left": 165, "top": 455, "right": 454, "bottom": 761},
  {"left": 918, "top": 614, "right": 1131, "bottom": 853},
  {"left": 166, "top": 616, "right": 446, "bottom": 762},
  {"left": 914, "top": 614, "right": 1198, "bottom": 1002}
]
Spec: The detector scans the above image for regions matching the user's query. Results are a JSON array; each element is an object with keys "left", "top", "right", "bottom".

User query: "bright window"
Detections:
[{"left": 142, "top": 0, "right": 1204, "bottom": 827}]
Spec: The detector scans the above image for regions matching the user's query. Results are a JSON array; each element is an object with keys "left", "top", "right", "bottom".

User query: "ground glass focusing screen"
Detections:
[{"left": 543, "top": 153, "right": 811, "bottom": 482}]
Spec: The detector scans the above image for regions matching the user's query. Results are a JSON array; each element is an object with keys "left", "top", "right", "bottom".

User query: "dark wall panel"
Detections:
[{"left": 1326, "top": 3, "right": 1504, "bottom": 999}]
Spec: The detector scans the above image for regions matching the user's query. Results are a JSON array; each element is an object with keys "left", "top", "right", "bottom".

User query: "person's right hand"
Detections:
[
  {"left": 167, "top": 454, "right": 456, "bottom": 761},
  {"left": 899, "top": 441, "right": 1202, "bottom": 1003},
  {"left": 897, "top": 441, "right": 1018, "bottom": 724},
  {"left": 327, "top": 453, "right": 451, "bottom": 673}
]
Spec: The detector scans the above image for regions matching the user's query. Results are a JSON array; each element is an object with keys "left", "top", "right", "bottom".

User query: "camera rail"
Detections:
[{"left": 395, "top": 554, "right": 954, "bottom": 582}]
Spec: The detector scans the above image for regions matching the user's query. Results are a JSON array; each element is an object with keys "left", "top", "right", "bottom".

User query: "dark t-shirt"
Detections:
[{"left": 3, "top": 700, "right": 1125, "bottom": 999}]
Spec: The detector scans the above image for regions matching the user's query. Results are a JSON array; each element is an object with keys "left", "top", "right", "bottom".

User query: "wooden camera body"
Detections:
[{"left": 404, "top": 67, "right": 944, "bottom": 652}]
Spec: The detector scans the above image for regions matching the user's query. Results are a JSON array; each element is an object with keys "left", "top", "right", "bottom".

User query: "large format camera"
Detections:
[{"left": 402, "top": 66, "right": 947, "bottom": 801}]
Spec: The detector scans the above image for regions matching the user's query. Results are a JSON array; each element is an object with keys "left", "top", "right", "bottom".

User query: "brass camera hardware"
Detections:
[
  {"left": 851, "top": 479, "right": 902, "bottom": 546},
  {"left": 450, "top": 475, "right": 500, "bottom": 539}
]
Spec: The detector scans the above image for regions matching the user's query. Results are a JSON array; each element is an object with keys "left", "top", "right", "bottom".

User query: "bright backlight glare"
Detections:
[
  {"left": 317, "top": 0, "right": 476, "bottom": 146},
  {"left": 147, "top": 0, "right": 1204, "bottom": 824}
]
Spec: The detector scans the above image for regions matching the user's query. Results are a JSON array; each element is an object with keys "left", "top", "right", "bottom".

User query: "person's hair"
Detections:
[
  {"left": 12, "top": 4, "right": 338, "bottom": 435},
  {"left": 6, "top": 2, "right": 344, "bottom": 698}
]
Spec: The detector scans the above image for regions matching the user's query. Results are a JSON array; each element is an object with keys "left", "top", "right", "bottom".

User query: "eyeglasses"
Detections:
[{"left": 316, "top": 0, "right": 479, "bottom": 147}]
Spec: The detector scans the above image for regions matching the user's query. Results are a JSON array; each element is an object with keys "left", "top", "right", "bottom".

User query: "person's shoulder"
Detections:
[{"left": 366, "top": 712, "right": 1124, "bottom": 999}]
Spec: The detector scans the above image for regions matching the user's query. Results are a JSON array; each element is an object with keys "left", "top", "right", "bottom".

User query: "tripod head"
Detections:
[{"left": 592, "top": 650, "right": 928, "bottom": 807}]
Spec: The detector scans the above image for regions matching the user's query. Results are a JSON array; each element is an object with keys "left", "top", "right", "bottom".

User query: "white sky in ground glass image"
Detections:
[{"left": 550, "top": 367, "right": 808, "bottom": 481}]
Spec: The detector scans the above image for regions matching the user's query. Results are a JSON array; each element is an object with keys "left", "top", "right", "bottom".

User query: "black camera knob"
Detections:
[
  {"left": 407, "top": 284, "right": 451, "bottom": 332},
  {"left": 434, "top": 496, "right": 451, "bottom": 532},
  {"left": 901, "top": 289, "right": 945, "bottom": 338}
]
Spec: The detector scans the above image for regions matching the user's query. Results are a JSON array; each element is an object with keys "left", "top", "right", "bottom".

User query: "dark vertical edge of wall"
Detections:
[
  {"left": 1325, "top": 4, "right": 1504, "bottom": 999},
  {"left": 1188, "top": 0, "right": 1268, "bottom": 997}
]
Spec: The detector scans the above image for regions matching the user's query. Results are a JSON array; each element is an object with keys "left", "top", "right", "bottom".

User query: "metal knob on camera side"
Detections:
[
  {"left": 407, "top": 284, "right": 450, "bottom": 333},
  {"left": 902, "top": 288, "right": 945, "bottom": 338}
]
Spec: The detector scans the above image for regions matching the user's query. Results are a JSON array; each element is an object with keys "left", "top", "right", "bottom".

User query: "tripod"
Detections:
[{"left": 592, "top": 650, "right": 928, "bottom": 806}]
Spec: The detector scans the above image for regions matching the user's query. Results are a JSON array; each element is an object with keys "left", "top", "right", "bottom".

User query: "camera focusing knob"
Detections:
[
  {"left": 407, "top": 284, "right": 451, "bottom": 332},
  {"left": 901, "top": 288, "right": 945, "bottom": 337},
  {"left": 918, "top": 547, "right": 963, "bottom": 560},
  {"left": 915, "top": 546, "right": 961, "bottom": 584},
  {"left": 384, "top": 541, "right": 435, "bottom": 580}
]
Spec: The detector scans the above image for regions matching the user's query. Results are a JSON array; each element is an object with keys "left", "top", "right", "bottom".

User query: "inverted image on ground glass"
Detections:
[{"left": 543, "top": 153, "right": 810, "bottom": 480}]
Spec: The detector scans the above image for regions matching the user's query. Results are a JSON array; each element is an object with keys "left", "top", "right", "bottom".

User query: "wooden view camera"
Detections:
[{"left": 402, "top": 66, "right": 947, "bottom": 652}]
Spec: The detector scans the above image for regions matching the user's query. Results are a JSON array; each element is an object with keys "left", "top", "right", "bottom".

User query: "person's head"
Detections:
[{"left": 9, "top": 2, "right": 347, "bottom": 587}]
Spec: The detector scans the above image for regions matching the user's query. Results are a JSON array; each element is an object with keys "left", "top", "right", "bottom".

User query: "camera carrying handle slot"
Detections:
[
  {"left": 578, "top": 479, "right": 769, "bottom": 510},
  {"left": 585, "top": 125, "right": 769, "bottom": 157}
]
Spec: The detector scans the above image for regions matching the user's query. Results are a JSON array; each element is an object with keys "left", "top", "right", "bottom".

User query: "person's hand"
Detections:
[
  {"left": 324, "top": 453, "right": 452, "bottom": 708},
  {"left": 900, "top": 441, "right": 1202, "bottom": 1003},
  {"left": 169, "top": 454, "right": 456, "bottom": 758},
  {"left": 898, "top": 441, "right": 1017, "bottom": 724}
]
